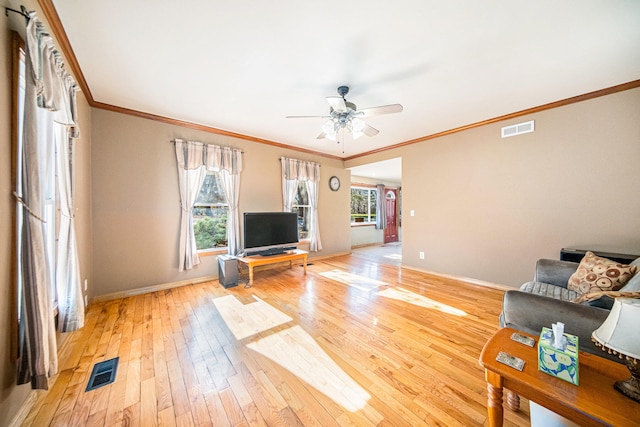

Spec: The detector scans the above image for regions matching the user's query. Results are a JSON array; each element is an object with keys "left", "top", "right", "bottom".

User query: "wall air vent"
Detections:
[{"left": 501, "top": 120, "right": 535, "bottom": 138}]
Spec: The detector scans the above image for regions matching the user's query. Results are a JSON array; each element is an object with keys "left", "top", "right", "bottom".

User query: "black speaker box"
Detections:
[{"left": 218, "top": 255, "right": 239, "bottom": 288}]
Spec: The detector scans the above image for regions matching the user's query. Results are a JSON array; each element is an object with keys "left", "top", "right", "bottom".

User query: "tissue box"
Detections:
[{"left": 538, "top": 327, "right": 579, "bottom": 385}]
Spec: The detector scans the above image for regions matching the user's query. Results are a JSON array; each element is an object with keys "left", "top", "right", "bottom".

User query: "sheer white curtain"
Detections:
[
  {"left": 175, "top": 139, "right": 243, "bottom": 268},
  {"left": 56, "top": 71, "right": 83, "bottom": 333},
  {"left": 375, "top": 184, "right": 386, "bottom": 230},
  {"left": 175, "top": 141, "right": 207, "bottom": 271},
  {"left": 305, "top": 179, "right": 322, "bottom": 251},
  {"left": 56, "top": 121, "right": 84, "bottom": 332},
  {"left": 17, "top": 12, "right": 81, "bottom": 389},
  {"left": 280, "top": 157, "right": 322, "bottom": 252},
  {"left": 281, "top": 158, "right": 299, "bottom": 212},
  {"left": 205, "top": 145, "right": 243, "bottom": 256}
]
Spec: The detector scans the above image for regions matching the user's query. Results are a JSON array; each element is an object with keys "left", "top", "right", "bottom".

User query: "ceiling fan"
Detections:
[{"left": 286, "top": 86, "right": 403, "bottom": 142}]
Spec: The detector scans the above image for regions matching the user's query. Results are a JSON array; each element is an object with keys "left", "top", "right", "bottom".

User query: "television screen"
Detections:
[{"left": 243, "top": 212, "right": 299, "bottom": 253}]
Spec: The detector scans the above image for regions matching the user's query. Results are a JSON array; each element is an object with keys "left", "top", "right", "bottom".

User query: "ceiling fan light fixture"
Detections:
[
  {"left": 290, "top": 86, "right": 403, "bottom": 145},
  {"left": 321, "top": 119, "right": 334, "bottom": 134},
  {"left": 322, "top": 119, "right": 337, "bottom": 141},
  {"left": 351, "top": 118, "right": 365, "bottom": 139}
]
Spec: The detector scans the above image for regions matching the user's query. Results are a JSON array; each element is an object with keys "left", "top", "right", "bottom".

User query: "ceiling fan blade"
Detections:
[
  {"left": 286, "top": 115, "right": 331, "bottom": 119},
  {"left": 362, "top": 123, "right": 379, "bottom": 137},
  {"left": 326, "top": 96, "right": 347, "bottom": 112},
  {"left": 358, "top": 104, "right": 403, "bottom": 117},
  {"left": 316, "top": 132, "right": 327, "bottom": 139}
]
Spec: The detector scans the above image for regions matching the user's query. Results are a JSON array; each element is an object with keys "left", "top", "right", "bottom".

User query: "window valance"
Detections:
[
  {"left": 280, "top": 157, "right": 322, "bottom": 252},
  {"left": 27, "top": 12, "right": 79, "bottom": 135},
  {"left": 174, "top": 139, "right": 243, "bottom": 174},
  {"left": 280, "top": 157, "right": 320, "bottom": 182}
]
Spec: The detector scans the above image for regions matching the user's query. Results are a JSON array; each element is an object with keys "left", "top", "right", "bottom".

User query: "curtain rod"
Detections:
[{"left": 5, "top": 5, "right": 30, "bottom": 23}]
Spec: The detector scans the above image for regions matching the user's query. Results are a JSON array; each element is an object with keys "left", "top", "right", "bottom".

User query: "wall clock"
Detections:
[{"left": 329, "top": 176, "right": 340, "bottom": 191}]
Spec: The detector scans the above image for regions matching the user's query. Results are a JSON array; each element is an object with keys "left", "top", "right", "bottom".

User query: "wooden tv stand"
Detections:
[{"left": 237, "top": 249, "right": 307, "bottom": 287}]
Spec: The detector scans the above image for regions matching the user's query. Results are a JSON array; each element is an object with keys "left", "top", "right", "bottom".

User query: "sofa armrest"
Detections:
[
  {"left": 501, "top": 290, "right": 621, "bottom": 363},
  {"left": 534, "top": 259, "right": 579, "bottom": 288}
]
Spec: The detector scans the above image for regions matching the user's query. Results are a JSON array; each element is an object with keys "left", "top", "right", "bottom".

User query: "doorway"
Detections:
[{"left": 384, "top": 189, "right": 398, "bottom": 244}]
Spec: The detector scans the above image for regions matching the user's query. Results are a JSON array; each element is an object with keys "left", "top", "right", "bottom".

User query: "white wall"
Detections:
[
  {"left": 347, "top": 87, "right": 640, "bottom": 286},
  {"left": 91, "top": 109, "right": 351, "bottom": 297}
]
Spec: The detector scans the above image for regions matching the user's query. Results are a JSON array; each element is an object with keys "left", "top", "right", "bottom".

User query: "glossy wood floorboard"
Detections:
[{"left": 23, "top": 251, "right": 530, "bottom": 426}]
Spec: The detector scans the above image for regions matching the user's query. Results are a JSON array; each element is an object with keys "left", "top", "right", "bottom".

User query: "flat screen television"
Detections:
[{"left": 243, "top": 212, "right": 299, "bottom": 256}]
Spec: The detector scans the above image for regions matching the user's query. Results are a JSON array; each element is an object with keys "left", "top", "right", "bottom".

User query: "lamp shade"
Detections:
[{"left": 592, "top": 298, "right": 640, "bottom": 360}]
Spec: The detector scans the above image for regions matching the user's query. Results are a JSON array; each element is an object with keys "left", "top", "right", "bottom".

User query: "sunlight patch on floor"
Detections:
[
  {"left": 384, "top": 254, "right": 402, "bottom": 260},
  {"left": 377, "top": 287, "right": 467, "bottom": 316},
  {"left": 320, "top": 269, "right": 389, "bottom": 291},
  {"left": 212, "top": 294, "right": 292, "bottom": 340},
  {"left": 247, "top": 325, "right": 371, "bottom": 412},
  {"left": 213, "top": 295, "right": 371, "bottom": 412}
]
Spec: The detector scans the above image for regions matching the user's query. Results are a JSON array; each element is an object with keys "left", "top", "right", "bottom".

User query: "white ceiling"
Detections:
[
  {"left": 51, "top": 1, "right": 640, "bottom": 160},
  {"left": 349, "top": 158, "right": 402, "bottom": 184}
]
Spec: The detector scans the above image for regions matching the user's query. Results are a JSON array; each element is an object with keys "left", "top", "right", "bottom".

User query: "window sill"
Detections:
[
  {"left": 351, "top": 222, "right": 376, "bottom": 227},
  {"left": 198, "top": 247, "right": 229, "bottom": 257}
]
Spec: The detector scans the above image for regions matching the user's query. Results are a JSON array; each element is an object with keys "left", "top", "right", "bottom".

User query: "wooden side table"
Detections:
[
  {"left": 479, "top": 327, "right": 639, "bottom": 427},
  {"left": 237, "top": 249, "right": 307, "bottom": 287}
]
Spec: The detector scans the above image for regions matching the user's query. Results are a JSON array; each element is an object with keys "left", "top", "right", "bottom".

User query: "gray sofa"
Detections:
[{"left": 500, "top": 257, "right": 640, "bottom": 363}]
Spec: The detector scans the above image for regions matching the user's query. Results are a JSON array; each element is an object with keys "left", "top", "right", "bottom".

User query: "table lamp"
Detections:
[{"left": 592, "top": 298, "right": 640, "bottom": 402}]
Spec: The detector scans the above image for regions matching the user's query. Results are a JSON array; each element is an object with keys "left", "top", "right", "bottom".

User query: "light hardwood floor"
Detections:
[{"left": 22, "top": 250, "right": 530, "bottom": 426}]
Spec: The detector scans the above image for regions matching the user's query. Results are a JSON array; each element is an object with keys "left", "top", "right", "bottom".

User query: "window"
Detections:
[
  {"left": 292, "top": 181, "right": 309, "bottom": 239},
  {"left": 11, "top": 33, "right": 25, "bottom": 360},
  {"left": 13, "top": 34, "right": 58, "bottom": 310},
  {"left": 350, "top": 186, "right": 377, "bottom": 223},
  {"left": 193, "top": 173, "right": 229, "bottom": 250},
  {"left": 12, "top": 31, "right": 62, "bottom": 363}
]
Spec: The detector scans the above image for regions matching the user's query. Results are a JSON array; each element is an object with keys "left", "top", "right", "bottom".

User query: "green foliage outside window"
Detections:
[
  {"left": 193, "top": 173, "right": 229, "bottom": 250},
  {"left": 194, "top": 208, "right": 228, "bottom": 249},
  {"left": 350, "top": 187, "right": 377, "bottom": 222},
  {"left": 292, "top": 181, "right": 309, "bottom": 239}
]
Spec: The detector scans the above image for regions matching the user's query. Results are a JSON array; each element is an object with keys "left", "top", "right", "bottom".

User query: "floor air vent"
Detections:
[{"left": 86, "top": 357, "right": 119, "bottom": 392}]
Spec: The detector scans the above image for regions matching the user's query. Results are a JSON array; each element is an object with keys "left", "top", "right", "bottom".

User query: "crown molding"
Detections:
[
  {"left": 345, "top": 79, "right": 640, "bottom": 161},
  {"left": 36, "top": 0, "right": 640, "bottom": 162},
  {"left": 93, "top": 101, "right": 344, "bottom": 160},
  {"left": 38, "top": 0, "right": 94, "bottom": 103},
  {"left": 36, "top": 0, "right": 344, "bottom": 161}
]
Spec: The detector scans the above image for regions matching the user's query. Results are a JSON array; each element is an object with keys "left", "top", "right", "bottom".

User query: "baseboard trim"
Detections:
[
  {"left": 88, "top": 256, "right": 515, "bottom": 304},
  {"left": 351, "top": 242, "right": 383, "bottom": 249},
  {"left": 401, "top": 265, "right": 517, "bottom": 291},
  {"left": 90, "top": 275, "right": 217, "bottom": 304},
  {"left": 311, "top": 251, "right": 352, "bottom": 260},
  {"left": 8, "top": 390, "right": 39, "bottom": 427},
  {"left": 88, "top": 251, "right": 353, "bottom": 304}
]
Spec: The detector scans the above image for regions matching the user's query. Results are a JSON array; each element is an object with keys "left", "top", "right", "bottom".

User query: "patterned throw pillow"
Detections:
[{"left": 567, "top": 251, "right": 638, "bottom": 295}]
